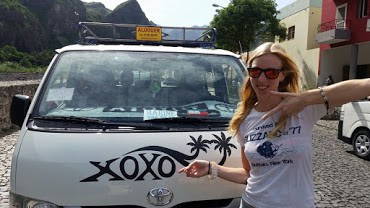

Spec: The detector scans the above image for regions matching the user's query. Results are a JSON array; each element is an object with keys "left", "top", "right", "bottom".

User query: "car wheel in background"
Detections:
[{"left": 352, "top": 129, "right": 370, "bottom": 160}]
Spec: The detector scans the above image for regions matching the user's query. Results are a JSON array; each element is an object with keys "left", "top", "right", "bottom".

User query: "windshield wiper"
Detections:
[
  {"left": 34, "top": 116, "right": 107, "bottom": 124},
  {"left": 146, "top": 116, "right": 229, "bottom": 124},
  {"left": 33, "top": 116, "right": 169, "bottom": 130},
  {"left": 146, "top": 117, "right": 229, "bottom": 129}
]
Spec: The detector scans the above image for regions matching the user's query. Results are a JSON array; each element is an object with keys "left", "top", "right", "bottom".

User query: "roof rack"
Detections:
[{"left": 78, "top": 22, "right": 217, "bottom": 48}]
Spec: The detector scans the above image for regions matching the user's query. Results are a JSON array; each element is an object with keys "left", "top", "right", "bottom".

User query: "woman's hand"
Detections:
[
  {"left": 262, "top": 91, "right": 305, "bottom": 120},
  {"left": 178, "top": 160, "right": 209, "bottom": 178}
]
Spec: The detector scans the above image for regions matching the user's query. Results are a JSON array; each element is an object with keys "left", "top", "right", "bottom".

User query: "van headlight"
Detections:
[
  {"left": 10, "top": 192, "right": 60, "bottom": 208},
  {"left": 24, "top": 200, "right": 60, "bottom": 208}
]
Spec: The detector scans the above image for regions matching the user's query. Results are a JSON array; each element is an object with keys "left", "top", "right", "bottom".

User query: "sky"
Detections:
[{"left": 82, "top": 0, "right": 297, "bottom": 27}]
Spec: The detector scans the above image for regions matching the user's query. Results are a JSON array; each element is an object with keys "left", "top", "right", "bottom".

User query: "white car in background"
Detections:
[
  {"left": 9, "top": 22, "right": 246, "bottom": 208},
  {"left": 339, "top": 99, "right": 370, "bottom": 160}
]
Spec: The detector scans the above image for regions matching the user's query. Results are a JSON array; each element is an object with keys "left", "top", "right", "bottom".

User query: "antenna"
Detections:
[{"left": 238, "top": 41, "right": 243, "bottom": 54}]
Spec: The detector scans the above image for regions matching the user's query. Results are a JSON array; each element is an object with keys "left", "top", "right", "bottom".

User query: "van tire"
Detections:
[{"left": 352, "top": 129, "right": 370, "bottom": 160}]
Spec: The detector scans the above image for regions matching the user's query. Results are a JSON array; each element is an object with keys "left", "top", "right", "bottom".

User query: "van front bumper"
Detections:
[{"left": 10, "top": 191, "right": 241, "bottom": 208}]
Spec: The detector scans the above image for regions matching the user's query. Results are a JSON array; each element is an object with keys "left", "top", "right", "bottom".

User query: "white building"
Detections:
[{"left": 277, "top": 0, "right": 323, "bottom": 90}]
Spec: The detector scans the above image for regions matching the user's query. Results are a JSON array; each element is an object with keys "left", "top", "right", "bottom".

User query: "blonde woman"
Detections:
[{"left": 179, "top": 42, "right": 370, "bottom": 208}]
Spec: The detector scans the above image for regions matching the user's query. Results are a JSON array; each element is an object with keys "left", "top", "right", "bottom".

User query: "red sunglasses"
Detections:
[{"left": 247, "top": 67, "right": 282, "bottom": 79}]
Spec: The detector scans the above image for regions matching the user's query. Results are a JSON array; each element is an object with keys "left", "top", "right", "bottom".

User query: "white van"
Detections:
[
  {"left": 8, "top": 23, "right": 246, "bottom": 207},
  {"left": 338, "top": 100, "right": 370, "bottom": 160}
]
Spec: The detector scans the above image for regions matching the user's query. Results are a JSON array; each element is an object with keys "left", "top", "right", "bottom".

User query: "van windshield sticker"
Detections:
[
  {"left": 46, "top": 88, "right": 74, "bottom": 101},
  {"left": 143, "top": 109, "right": 178, "bottom": 120}
]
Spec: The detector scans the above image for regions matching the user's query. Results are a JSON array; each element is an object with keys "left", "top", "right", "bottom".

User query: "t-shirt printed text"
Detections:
[{"left": 245, "top": 122, "right": 301, "bottom": 142}]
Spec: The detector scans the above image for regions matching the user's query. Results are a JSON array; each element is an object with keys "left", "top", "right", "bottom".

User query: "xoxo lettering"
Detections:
[{"left": 80, "top": 153, "right": 176, "bottom": 182}]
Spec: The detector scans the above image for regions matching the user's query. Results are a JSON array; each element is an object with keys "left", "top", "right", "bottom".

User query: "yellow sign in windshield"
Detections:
[{"left": 136, "top": 26, "right": 162, "bottom": 42}]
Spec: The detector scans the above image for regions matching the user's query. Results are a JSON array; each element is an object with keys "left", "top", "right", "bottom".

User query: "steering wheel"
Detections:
[{"left": 200, "top": 95, "right": 224, "bottom": 102}]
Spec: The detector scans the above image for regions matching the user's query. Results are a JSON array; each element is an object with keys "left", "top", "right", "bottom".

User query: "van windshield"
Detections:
[{"left": 35, "top": 51, "right": 245, "bottom": 123}]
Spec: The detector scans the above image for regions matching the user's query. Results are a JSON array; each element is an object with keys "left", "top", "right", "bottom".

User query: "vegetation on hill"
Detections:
[
  {"left": 0, "top": 62, "right": 46, "bottom": 73},
  {"left": 0, "top": 0, "right": 151, "bottom": 53},
  {"left": 0, "top": 0, "right": 151, "bottom": 72},
  {"left": 0, "top": 46, "right": 53, "bottom": 67},
  {"left": 0, "top": 46, "right": 53, "bottom": 73},
  {"left": 84, "top": 2, "right": 111, "bottom": 22}
]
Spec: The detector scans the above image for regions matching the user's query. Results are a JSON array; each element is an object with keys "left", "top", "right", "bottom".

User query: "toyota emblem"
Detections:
[{"left": 147, "top": 187, "right": 173, "bottom": 206}]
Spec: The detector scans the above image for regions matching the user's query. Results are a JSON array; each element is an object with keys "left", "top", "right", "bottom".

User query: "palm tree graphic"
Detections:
[
  {"left": 210, "top": 132, "right": 237, "bottom": 165},
  {"left": 125, "top": 132, "right": 236, "bottom": 166},
  {"left": 187, "top": 135, "right": 211, "bottom": 156}
]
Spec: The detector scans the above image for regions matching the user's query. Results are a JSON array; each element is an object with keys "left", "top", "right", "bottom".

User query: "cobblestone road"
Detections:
[
  {"left": 0, "top": 127, "right": 18, "bottom": 207},
  {"left": 313, "top": 120, "right": 370, "bottom": 208},
  {"left": 0, "top": 120, "right": 369, "bottom": 207}
]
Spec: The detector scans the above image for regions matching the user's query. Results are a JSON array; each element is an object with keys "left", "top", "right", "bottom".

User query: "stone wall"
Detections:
[{"left": 0, "top": 80, "right": 40, "bottom": 131}]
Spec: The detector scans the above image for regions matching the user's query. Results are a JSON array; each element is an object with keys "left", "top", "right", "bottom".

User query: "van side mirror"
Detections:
[{"left": 10, "top": 94, "right": 31, "bottom": 127}]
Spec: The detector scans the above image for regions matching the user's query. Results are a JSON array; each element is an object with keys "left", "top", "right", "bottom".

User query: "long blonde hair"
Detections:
[{"left": 228, "top": 42, "right": 300, "bottom": 137}]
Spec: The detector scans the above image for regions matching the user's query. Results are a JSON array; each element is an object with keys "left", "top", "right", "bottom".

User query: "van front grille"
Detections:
[{"left": 80, "top": 198, "right": 235, "bottom": 208}]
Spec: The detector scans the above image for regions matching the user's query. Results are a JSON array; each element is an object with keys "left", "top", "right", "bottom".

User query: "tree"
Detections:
[{"left": 211, "top": 0, "right": 287, "bottom": 53}]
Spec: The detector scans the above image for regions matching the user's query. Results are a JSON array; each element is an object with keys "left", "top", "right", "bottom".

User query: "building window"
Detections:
[
  {"left": 358, "top": 0, "right": 368, "bottom": 18},
  {"left": 287, "top": 26, "right": 295, "bottom": 40}
]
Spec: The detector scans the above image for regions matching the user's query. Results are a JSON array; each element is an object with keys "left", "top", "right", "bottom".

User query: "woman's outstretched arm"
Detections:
[{"left": 262, "top": 78, "right": 370, "bottom": 119}]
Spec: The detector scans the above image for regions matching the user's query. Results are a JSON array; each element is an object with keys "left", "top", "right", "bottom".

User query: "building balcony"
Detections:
[{"left": 316, "top": 19, "right": 351, "bottom": 44}]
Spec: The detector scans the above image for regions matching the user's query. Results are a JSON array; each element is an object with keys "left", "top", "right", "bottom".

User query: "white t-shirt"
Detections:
[{"left": 237, "top": 104, "right": 327, "bottom": 208}]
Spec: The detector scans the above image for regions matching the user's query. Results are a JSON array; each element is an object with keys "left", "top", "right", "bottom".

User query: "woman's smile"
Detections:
[{"left": 256, "top": 84, "right": 269, "bottom": 91}]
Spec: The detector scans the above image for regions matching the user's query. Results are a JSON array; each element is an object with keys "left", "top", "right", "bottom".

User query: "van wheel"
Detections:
[{"left": 352, "top": 129, "right": 370, "bottom": 160}]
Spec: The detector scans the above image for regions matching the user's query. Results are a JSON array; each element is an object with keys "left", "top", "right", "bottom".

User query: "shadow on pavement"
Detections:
[{"left": 0, "top": 125, "right": 20, "bottom": 138}]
